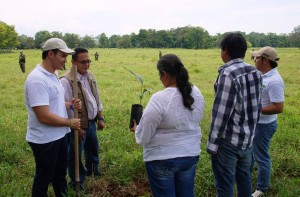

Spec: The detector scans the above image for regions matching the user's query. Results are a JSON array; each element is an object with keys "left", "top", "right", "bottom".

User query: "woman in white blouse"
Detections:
[{"left": 131, "top": 54, "right": 205, "bottom": 197}]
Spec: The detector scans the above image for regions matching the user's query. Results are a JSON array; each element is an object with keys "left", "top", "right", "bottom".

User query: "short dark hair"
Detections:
[
  {"left": 72, "top": 48, "right": 89, "bottom": 60},
  {"left": 42, "top": 49, "right": 59, "bottom": 60},
  {"left": 261, "top": 57, "right": 278, "bottom": 68},
  {"left": 220, "top": 33, "right": 247, "bottom": 59}
]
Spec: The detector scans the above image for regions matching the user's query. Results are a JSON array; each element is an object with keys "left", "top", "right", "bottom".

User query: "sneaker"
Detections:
[{"left": 252, "top": 190, "right": 264, "bottom": 197}]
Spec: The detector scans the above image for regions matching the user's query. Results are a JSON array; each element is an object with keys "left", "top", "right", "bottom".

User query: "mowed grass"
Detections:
[{"left": 0, "top": 48, "right": 299, "bottom": 196}]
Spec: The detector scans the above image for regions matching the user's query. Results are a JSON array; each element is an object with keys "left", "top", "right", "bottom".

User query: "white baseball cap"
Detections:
[
  {"left": 250, "top": 46, "right": 279, "bottom": 62},
  {"left": 42, "top": 38, "right": 75, "bottom": 54}
]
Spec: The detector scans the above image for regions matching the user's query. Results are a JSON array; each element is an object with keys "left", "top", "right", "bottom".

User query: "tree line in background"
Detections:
[{"left": 1, "top": 20, "right": 300, "bottom": 50}]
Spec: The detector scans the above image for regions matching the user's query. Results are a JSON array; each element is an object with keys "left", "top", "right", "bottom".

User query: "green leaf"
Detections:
[{"left": 123, "top": 67, "right": 143, "bottom": 85}]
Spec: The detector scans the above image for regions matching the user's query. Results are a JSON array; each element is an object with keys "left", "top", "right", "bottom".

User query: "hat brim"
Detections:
[
  {"left": 59, "top": 48, "right": 75, "bottom": 55},
  {"left": 250, "top": 51, "right": 260, "bottom": 57}
]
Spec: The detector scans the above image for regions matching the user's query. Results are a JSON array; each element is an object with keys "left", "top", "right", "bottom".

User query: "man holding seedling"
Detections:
[
  {"left": 207, "top": 33, "right": 262, "bottom": 197},
  {"left": 60, "top": 48, "right": 104, "bottom": 190},
  {"left": 250, "top": 47, "right": 284, "bottom": 197},
  {"left": 24, "top": 38, "right": 81, "bottom": 197}
]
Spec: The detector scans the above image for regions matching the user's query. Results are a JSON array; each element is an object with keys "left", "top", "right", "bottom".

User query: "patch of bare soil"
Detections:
[{"left": 87, "top": 179, "right": 151, "bottom": 196}]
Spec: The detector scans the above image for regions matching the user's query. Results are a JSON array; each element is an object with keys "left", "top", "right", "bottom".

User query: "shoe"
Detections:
[{"left": 252, "top": 190, "right": 264, "bottom": 197}]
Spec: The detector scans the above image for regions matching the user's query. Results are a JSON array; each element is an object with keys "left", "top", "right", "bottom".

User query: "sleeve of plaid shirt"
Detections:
[{"left": 207, "top": 73, "right": 236, "bottom": 154}]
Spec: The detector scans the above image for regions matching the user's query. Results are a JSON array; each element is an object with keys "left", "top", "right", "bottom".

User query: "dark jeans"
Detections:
[
  {"left": 145, "top": 156, "right": 199, "bottom": 197},
  {"left": 28, "top": 136, "right": 68, "bottom": 197},
  {"left": 84, "top": 120, "right": 100, "bottom": 176},
  {"left": 211, "top": 140, "right": 252, "bottom": 197}
]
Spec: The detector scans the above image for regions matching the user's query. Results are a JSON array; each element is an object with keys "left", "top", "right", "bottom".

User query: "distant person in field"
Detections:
[
  {"left": 251, "top": 49, "right": 255, "bottom": 60},
  {"left": 159, "top": 50, "right": 162, "bottom": 59},
  {"left": 130, "top": 54, "right": 205, "bottom": 197},
  {"left": 250, "top": 47, "right": 284, "bottom": 197},
  {"left": 24, "top": 38, "right": 81, "bottom": 197},
  {"left": 207, "top": 33, "right": 262, "bottom": 197},
  {"left": 94, "top": 52, "right": 99, "bottom": 61},
  {"left": 60, "top": 48, "right": 105, "bottom": 190},
  {"left": 19, "top": 51, "right": 26, "bottom": 73}
]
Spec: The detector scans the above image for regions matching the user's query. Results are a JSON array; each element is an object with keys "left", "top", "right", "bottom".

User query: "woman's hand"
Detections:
[{"left": 130, "top": 119, "right": 137, "bottom": 132}]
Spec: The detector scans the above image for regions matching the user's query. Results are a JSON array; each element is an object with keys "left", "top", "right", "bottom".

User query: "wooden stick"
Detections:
[{"left": 71, "top": 64, "right": 80, "bottom": 196}]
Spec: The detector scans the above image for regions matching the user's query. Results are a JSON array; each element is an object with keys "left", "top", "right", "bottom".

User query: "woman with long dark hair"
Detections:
[{"left": 131, "top": 54, "right": 205, "bottom": 197}]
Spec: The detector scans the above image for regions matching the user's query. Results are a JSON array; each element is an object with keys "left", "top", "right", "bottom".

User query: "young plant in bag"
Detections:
[{"left": 124, "top": 67, "right": 151, "bottom": 128}]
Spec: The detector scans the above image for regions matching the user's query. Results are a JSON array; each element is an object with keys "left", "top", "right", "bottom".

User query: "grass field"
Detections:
[{"left": 0, "top": 48, "right": 299, "bottom": 196}]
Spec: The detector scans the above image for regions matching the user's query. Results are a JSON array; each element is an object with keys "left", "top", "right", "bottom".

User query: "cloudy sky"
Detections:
[{"left": 1, "top": 0, "right": 299, "bottom": 37}]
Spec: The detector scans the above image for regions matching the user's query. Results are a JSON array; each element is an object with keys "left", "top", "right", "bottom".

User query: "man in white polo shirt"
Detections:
[
  {"left": 250, "top": 47, "right": 285, "bottom": 197},
  {"left": 24, "top": 38, "right": 82, "bottom": 197}
]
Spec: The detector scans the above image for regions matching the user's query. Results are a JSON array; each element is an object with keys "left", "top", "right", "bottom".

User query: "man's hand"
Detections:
[
  {"left": 70, "top": 98, "right": 82, "bottom": 110},
  {"left": 97, "top": 119, "right": 105, "bottom": 131},
  {"left": 68, "top": 118, "right": 81, "bottom": 130}
]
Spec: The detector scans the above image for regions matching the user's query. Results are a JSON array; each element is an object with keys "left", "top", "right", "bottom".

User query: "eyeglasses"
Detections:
[{"left": 76, "top": 59, "right": 92, "bottom": 64}]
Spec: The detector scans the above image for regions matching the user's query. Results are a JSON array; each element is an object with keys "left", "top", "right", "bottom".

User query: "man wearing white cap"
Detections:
[
  {"left": 250, "top": 47, "right": 285, "bottom": 197},
  {"left": 24, "top": 38, "right": 82, "bottom": 197}
]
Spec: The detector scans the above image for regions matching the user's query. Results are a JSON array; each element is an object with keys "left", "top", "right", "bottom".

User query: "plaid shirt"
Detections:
[{"left": 207, "top": 58, "right": 262, "bottom": 154}]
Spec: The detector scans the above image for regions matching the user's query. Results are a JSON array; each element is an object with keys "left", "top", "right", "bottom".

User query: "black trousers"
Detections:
[
  {"left": 28, "top": 136, "right": 68, "bottom": 197},
  {"left": 19, "top": 62, "right": 25, "bottom": 73}
]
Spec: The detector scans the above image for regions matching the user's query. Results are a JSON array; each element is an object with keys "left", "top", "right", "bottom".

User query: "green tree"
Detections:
[
  {"left": 18, "top": 35, "right": 35, "bottom": 49},
  {"left": 156, "top": 30, "right": 174, "bottom": 48},
  {"left": 117, "top": 35, "right": 131, "bottom": 48},
  {"left": 51, "top": 31, "right": 63, "bottom": 39},
  {"left": 35, "top": 30, "right": 52, "bottom": 49},
  {"left": 289, "top": 25, "right": 300, "bottom": 48},
  {"left": 0, "top": 21, "right": 18, "bottom": 49},
  {"left": 130, "top": 33, "right": 139, "bottom": 48},
  {"left": 80, "top": 35, "right": 96, "bottom": 48},
  {"left": 109, "top": 35, "right": 121, "bottom": 48},
  {"left": 63, "top": 33, "right": 80, "bottom": 48},
  {"left": 137, "top": 29, "right": 149, "bottom": 48},
  {"left": 98, "top": 33, "right": 109, "bottom": 48}
]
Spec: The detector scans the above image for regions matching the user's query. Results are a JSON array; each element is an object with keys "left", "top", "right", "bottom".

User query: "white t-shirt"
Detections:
[
  {"left": 259, "top": 68, "right": 285, "bottom": 124},
  {"left": 25, "top": 65, "right": 70, "bottom": 144},
  {"left": 135, "top": 86, "right": 205, "bottom": 162}
]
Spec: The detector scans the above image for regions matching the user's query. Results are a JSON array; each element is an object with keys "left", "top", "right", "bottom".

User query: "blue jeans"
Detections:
[
  {"left": 252, "top": 121, "right": 277, "bottom": 192},
  {"left": 84, "top": 120, "right": 100, "bottom": 175},
  {"left": 145, "top": 156, "right": 199, "bottom": 197},
  {"left": 67, "top": 130, "right": 86, "bottom": 187},
  {"left": 28, "top": 136, "right": 68, "bottom": 197},
  {"left": 211, "top": 140, "right": 252, "bottom": 197}
]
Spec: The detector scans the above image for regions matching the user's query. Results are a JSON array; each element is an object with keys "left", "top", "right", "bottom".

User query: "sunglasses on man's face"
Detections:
[{"left": 76, "top": 59, "right": 92, "bottom": 64}]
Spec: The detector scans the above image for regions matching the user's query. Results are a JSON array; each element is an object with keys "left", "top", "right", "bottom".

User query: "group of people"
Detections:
[
  {"left": 25, "top": 38, "right": 104, "bottom": 196},
  {"left": 25, "top": 33, "right": 284, "bottom": 197}
]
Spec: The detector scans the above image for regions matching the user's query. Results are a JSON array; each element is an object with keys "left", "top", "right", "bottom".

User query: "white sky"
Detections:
[{"left": 0, "top": 0, "right": 299, "bottom": 37}]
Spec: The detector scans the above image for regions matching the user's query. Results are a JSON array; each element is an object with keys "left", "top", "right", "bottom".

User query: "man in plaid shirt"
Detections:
[{"left": 207, "top": 33, "right": 262, "bottom": 197}]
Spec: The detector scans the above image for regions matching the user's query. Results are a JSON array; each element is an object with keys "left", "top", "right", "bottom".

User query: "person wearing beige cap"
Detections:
[
  {"left": 24, "top": 37, "right": 82, "bottom": 196},
  {"left": 250, "top": 47, "right": 285, "bottom": 197}
]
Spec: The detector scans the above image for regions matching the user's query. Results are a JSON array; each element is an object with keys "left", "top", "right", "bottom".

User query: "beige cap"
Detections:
[
  {"left": 42, "top": 38, "right": 75, "bottom": 54},
  {"left": 250, "top": 46, "right": 279, "bottom": 61}
]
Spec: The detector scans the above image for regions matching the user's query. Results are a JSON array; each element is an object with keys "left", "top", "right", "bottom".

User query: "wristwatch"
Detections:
[{"left": 98, "top": 116, "right": 104, "bottom": 122}]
